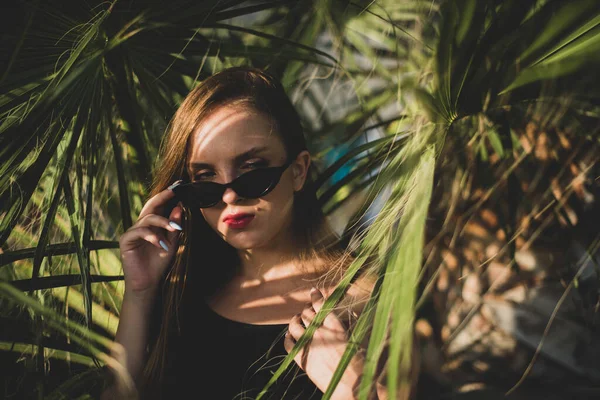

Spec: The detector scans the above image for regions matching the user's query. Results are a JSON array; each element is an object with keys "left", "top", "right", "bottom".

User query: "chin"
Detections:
[
  {"left": 225, "top": 239, "right": 269, "bottom": 251},
  {"left": 220, "top": 230, "right": 266, "bottom": 250},
  {"left": 213, "top": 216, "right": 288, "bottom": 250}
]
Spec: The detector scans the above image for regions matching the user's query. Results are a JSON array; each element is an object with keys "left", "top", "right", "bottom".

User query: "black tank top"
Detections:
[{"left": 160, "top": 297, "right": 322, "bottom": 400}]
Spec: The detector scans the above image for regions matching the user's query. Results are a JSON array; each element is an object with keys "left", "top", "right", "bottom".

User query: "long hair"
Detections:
[{"left": 140, "top": 67, "right": 349, "bottom": 395}]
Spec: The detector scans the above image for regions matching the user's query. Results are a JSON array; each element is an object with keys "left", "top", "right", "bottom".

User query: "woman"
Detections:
[{"left": 101, "top": 67, "right": 388, "bottom": 399}]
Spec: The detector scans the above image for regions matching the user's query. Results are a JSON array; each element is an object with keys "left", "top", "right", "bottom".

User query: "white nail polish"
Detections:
[
  {"left": 168, "top": 180, "right": 183, "bottom": 191},
  {"left": 169, "top": 221, "right": 183, "bottom": 231},
  {"left": 159, "top": 240, "right": 169, "bottom": 251}
]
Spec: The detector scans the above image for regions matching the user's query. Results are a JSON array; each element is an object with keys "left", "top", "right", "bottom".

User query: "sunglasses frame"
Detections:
[{"left": 170, "top": 158, "right": 294, "bottom": 208}]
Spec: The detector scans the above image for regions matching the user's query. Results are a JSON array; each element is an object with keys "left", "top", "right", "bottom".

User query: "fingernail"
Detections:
[
  {"left": 310, "top": 287, "right": 318, "bottom": 295},
  {"left": 159, "top": 240, "right": 169, "bottom": 251},
  {"left": 168, "top": 180, "right": 183, "bottom": 191},
  {"left": 169, "top": 221, "right": 183, "bottom": 231}
]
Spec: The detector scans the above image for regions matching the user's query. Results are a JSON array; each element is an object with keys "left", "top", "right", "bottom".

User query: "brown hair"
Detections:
[{"left": 140, "top": 66, "right": 348, "bottom": 395}]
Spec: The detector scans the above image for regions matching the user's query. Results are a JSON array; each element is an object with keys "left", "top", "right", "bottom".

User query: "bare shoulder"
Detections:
[
  {"left": 342, "top": 269, "right": 377, "bottom": 316},
  {"left": 319, "top": 267, "right": 377, "bottom": 324}
]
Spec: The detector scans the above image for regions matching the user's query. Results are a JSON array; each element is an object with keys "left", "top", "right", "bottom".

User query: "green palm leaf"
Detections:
[{"left": 2, "top": 0, "right": 599, "bottom": 398}]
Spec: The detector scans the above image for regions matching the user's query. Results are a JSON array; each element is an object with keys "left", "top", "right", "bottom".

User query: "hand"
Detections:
[
  {"left": 118, "top": 183, "right": 184, "bottom": 298},
  {"left": 284, "top": 288, "right": 364, "bottom": 400}
]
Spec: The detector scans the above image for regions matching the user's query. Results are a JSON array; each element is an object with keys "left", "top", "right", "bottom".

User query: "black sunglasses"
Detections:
[{"left": 170, "top": 159, "right": 294, "bottom": 208}]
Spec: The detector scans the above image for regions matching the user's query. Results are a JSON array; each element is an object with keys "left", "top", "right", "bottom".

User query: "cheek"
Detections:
[
  {"left": 261, "top": 182, "right": 295, "bottom": 221},
  {"left": 274, "top": 172, "right": 296, "bottom": 200},
  {"left": 200, "top": 209, "right": 221, "bottom": 231}
]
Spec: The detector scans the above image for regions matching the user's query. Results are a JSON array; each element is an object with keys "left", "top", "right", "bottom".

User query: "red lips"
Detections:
[
  {"left": 223, "top": 213, "right": 255, "bottom": 229},
  {"left": 223, "top": 213, "right": 254, "bottom": 222}
]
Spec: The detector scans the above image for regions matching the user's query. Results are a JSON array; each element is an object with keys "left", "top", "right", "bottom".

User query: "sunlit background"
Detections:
[{"left": 1, "top": 1, "right": 599, "bottom": 398}]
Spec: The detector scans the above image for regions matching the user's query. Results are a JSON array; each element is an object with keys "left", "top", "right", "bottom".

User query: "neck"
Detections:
[
  {"left": 237, "top": 248, "right": 296, "bottom": 281},
  {"left": 238, "top": 230, "right": 304, "bottom": 279},
  {"left": 235, "top": 215, "right": 312, "bottom": 279}
]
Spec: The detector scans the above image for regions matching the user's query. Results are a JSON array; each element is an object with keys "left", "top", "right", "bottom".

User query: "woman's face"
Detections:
[{"left": 186, "top": 104, "right": 310, "bottom": 251}]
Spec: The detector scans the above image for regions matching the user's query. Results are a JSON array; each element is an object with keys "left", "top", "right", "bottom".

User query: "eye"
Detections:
[
  {"left": 243, "top": 160, "right": 268, "bottom": 169},
  {"left": 193, "top": 160, "right": 268, "bottom": 181},
  {"left": 193, "top": 171, "right": 215, "bottom": 181}
]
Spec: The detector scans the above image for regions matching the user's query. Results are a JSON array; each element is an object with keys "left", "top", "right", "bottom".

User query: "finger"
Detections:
[
  {"left": 140, "top": 226, "right": 172, "bottom": 252},
  {"left": 300, "top": 304, "right": 316, "bottom": 328},
  {"left": 288, "top": 314, "right": 305, "bottom": 340},
  {"left": 310, "top": 287, "right": 325, "bottom": 313},
  {"left": 323, "top": 312, "right": 347, "bottom": 334},
  {"left": 167, "top": 202, "right": 184, "bottom": 224},
  {"left": 121, "top": 226, "right": 171, "bottom": 252},
  {"left": 161, "top": 202, "right": 185, "bottom": 247},
  {"left": 284, "top": 332, "right": 307, "bottom": 371},
  {"left": 137, "top": 182, "right": 181, "bottom": 221},
  {"left": 310, "top": 287, "right": 346, "bottom": 332},
  {"left": 283, "top": 330, "right": 295, "bottom": 353},
  {"left": 135, "top": 214, "right": 183, "bottom": 233}
]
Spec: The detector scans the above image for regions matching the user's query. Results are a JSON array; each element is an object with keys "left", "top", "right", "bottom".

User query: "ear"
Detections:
[{"left": 291, "top": 150, "right": 311, "bottom": 192}]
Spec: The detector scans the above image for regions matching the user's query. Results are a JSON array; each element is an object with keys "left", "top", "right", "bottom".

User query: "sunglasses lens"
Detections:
[
  {"left": 177, "top": 182, "right": 223, "bottom": 208},
  {"left": 174, "top": 164, "right": 287, "bottom": 208},
  {"left": 233, "top": 168, "right": 280, "bottom": 198}
]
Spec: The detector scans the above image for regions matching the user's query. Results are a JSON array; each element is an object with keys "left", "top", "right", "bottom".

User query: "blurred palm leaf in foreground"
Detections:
[
  {"left": 1, "top": 0, "right": 600, "bottom": 399},
  {"left": 408, "top": 0, "right": 600, "bottom": 398},
  {"left": 300, "top": 1, "right": 600, "bottom": 398}
]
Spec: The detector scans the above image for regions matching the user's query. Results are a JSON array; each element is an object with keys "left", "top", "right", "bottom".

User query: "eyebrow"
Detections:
[{"left": 189, "top": 146, "right": 270, "bottom": 171}]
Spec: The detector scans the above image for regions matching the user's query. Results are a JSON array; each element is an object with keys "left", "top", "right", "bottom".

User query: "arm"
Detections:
[
  {"left": 342, "top": 274, "right": 420, "bottom": 400},
  {"left": 101, "top": 188, "right": 184, "bottom": 399},
  {"left": 366, "top": 331, "right": 421, "bottom": 400},
  {"left": 100, "top": 289, "right": 157, "bottom": 399},
  {"left": 116, "top": 291, "right": 157, "bottom": 383},
  {"left": 284, "top": 276, "right": 420, "bottom": 400},
  {"left": 347, "top": 341, "right": 418, "bottom": 400}
]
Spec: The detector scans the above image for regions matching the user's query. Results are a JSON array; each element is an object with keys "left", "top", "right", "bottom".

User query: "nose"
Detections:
[{"left": 221, "top": 187, "right": 243, "bottom": 205}]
